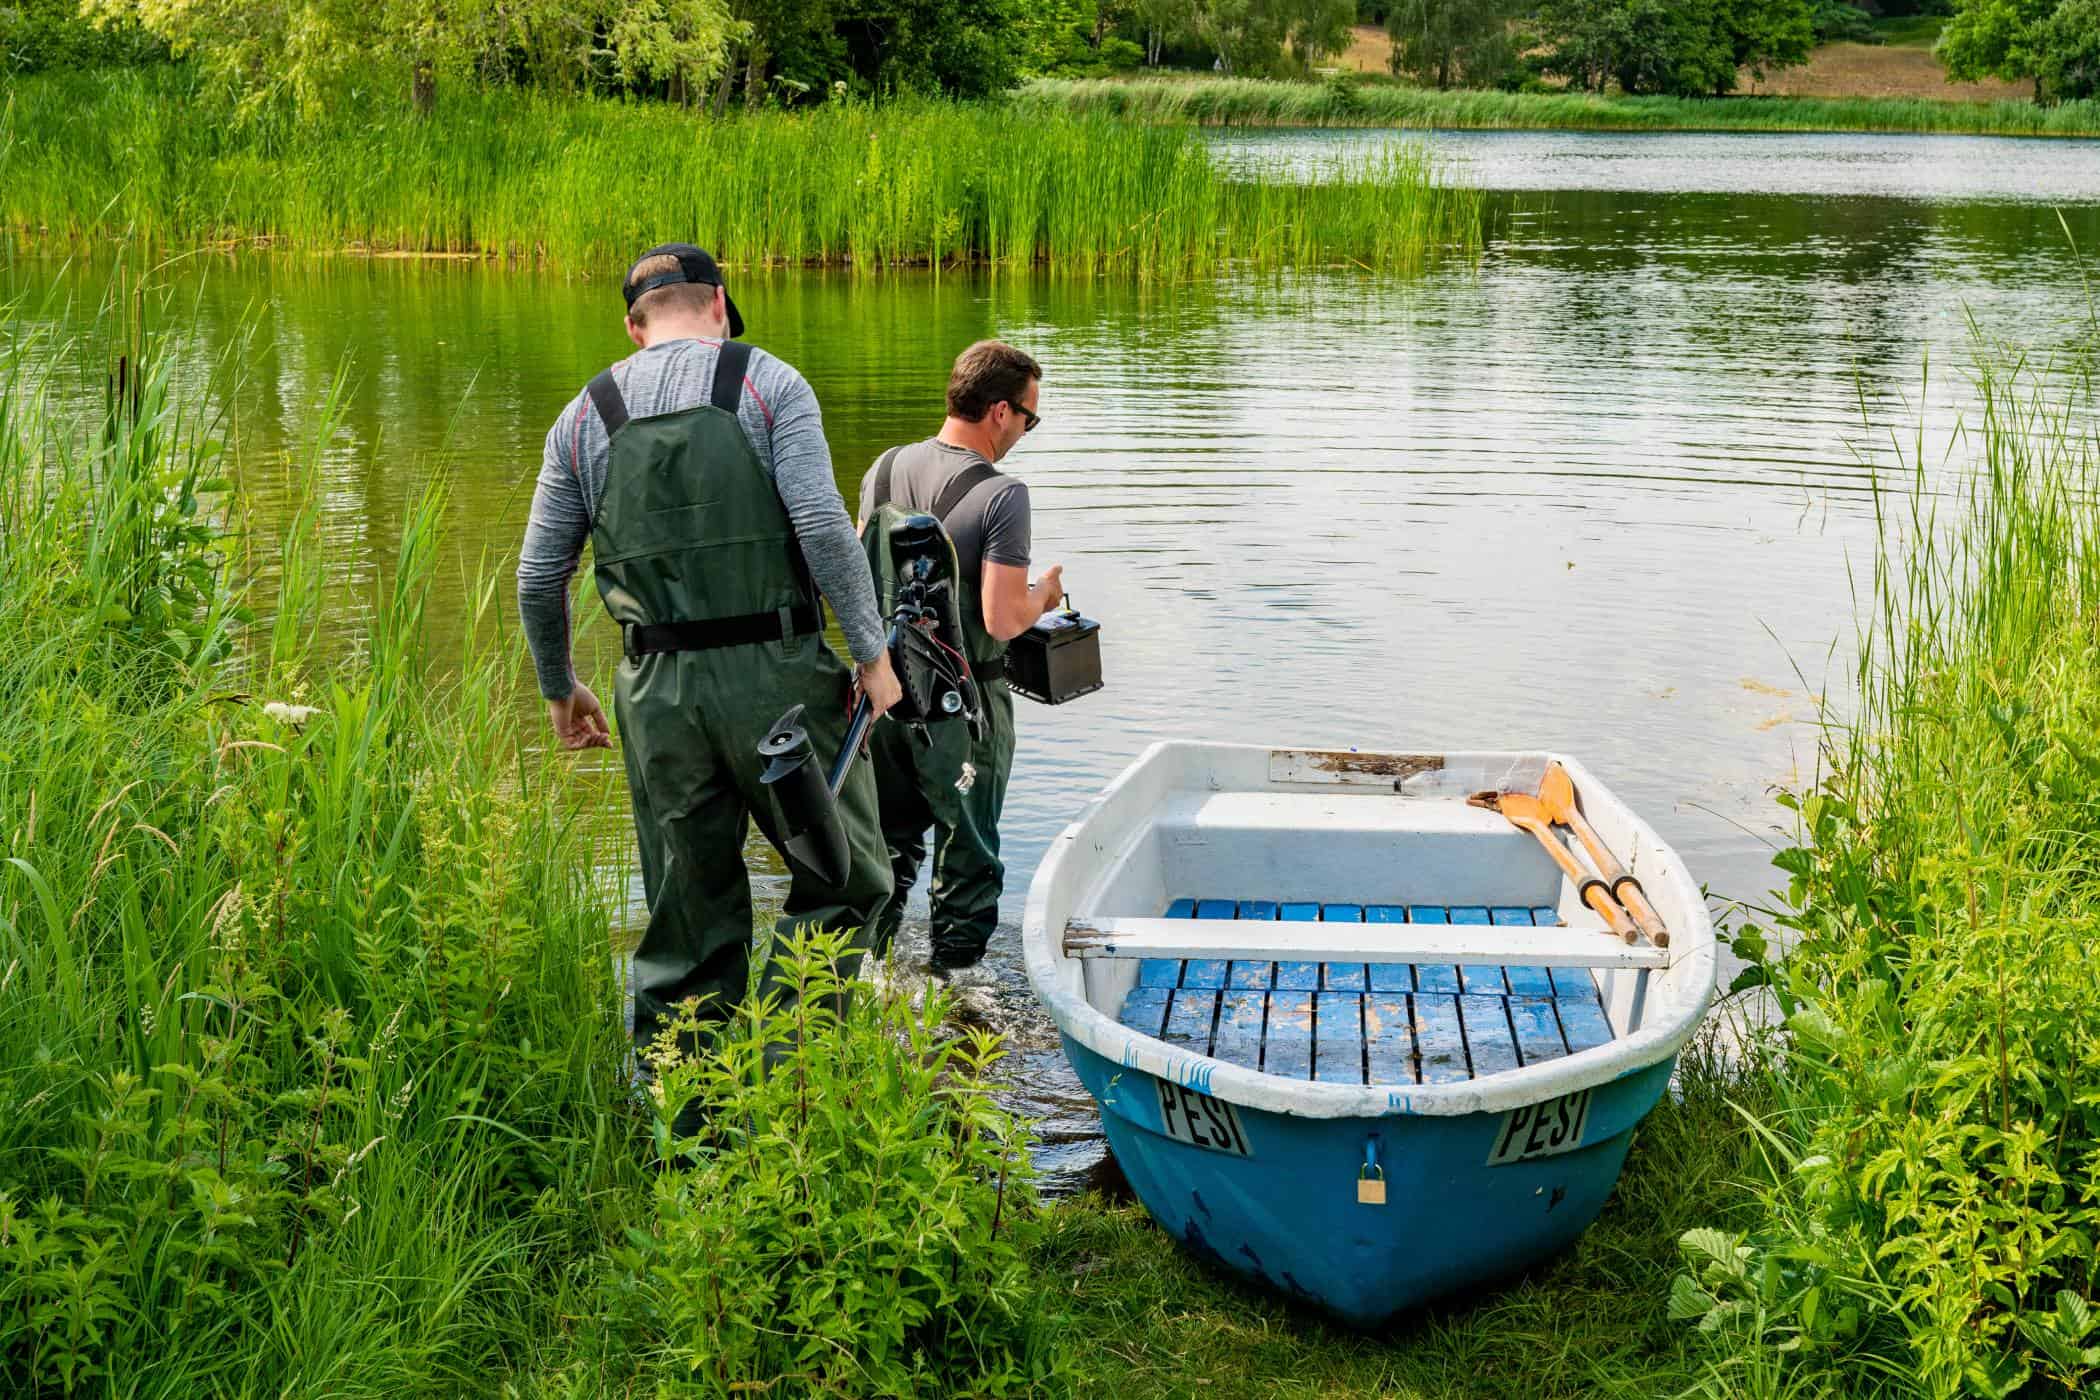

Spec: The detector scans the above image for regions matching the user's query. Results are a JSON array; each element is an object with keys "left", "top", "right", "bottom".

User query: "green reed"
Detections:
[
  {"left": 1675, "top": 337, "right": 2100, "bottom": 1396},
  {"left": 1028, "top": 76, "right": 2100, "bottom": 138},
  {"left": 0, "top": 69, "right": 1483, "bottom": 277},
  {"left": 0, "top": 283, "right": 638, "bottom": 1393},
  {"left": 0, "top": 271, "right": 1063, "bottom": 1395}
]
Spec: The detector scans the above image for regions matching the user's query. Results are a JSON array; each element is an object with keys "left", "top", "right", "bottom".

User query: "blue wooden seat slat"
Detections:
[
  {"left": 1451, "top": 907, "right": 1502, "bottom": 994},
  {"left": 1461, "top": 994, "right": 1521, "bottom": 1077},
  {"left": 1276, "top": 963, "right": 1322, "bottom": 990},
  {"left": 1367, "top": 963, "right": 1413, "bottom": 993},
  {"left": 1461, "top": 965, "right": 1507, "bottom": 995},
  {"left": 1137, "top": 960, "right": 1182, "bottom": 989},
  {"left": 1126, "top": 895, "right": 1624, "bottom": 1082},
  {"left": 1557, "top": 995, "right": 1616, "bottom": 1054},
  {"left": 1365, "top": 905, "right": 1410, "bottom": 991},
  {"left": 1276, "top": 901, "right": 1321, "bottom": 988},
  {"left": 1493, "top": 907, "right": 1556, "bottom": 997},
  {"left": 1264, "top": 990, "right": 1315, "bottom": 1078},
  {"left": 1507, "top": 996, "right": 1567, "bottom": 1065},
  {"left": 1364, "top": 993, "right": 1416, "bottom": 1084},
  {"left": 1415, "top": 994, "right": 1469, "bottom": 1084},
  {"left": 1210, "top": 990, "right": 1268, "bottom": 1070},
  {"left": 1119, "top": 986, "right": 1171, "bottom": 1038},
  {"left": 1314, "top": 992, "right": 1365, "bottom": 1083},
  {"left": 1405, "top": 906, "right": 1461, "bottom": 993},
  {"left": 1503, "top": 965, "right": 1555, "bottom": 996},
  {"left": 1164, "top": 989, "right": 1219, "bottom": 1057},
  {"left": 1319, "top": 905, "right": 1367, "bottom": 991}
]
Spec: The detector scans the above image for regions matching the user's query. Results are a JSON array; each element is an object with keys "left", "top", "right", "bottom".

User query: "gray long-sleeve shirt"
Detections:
[{"left": 517, "top": 337, "right": 885, "bottom": 701}]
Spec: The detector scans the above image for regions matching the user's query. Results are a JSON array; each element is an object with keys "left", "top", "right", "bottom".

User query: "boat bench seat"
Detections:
[{"left": 1114, "top": 899, "right": 1617, "bottom": 1086}]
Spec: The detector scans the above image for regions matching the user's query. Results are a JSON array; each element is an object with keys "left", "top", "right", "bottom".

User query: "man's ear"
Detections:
[{"left": 625, "top": 316, "right": 646, "bottom": 348}]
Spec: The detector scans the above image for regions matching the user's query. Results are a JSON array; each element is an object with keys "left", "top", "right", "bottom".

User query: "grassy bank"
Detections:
[
  {"left": 1027, "top": 75, "right": 2100, "bottom": 137},
  {"left": 0, "top": 69, "right": 1481, "bottom": 276},
  {"left": 1671, "top": 345, "right": 2100, "bottom": 1395}
]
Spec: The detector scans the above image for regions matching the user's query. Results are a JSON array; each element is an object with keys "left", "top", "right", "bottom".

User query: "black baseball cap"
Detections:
[{"left": 622, "top": 242, "right": 744, "bottom": 338}]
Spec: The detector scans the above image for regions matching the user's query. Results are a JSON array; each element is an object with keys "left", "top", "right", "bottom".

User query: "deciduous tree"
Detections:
[{"left": 1385, "top": 0, "right": 1518, "bottom": 89}]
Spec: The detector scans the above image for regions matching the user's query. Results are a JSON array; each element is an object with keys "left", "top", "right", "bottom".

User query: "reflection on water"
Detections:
[{"left": 7, "top": 140, "right": 2096, "bottom": 1188}]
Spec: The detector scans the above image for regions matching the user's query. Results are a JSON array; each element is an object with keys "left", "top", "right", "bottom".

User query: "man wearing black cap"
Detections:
[{"left": 518, "top": 243, "right": 900, "bottom": 1064}]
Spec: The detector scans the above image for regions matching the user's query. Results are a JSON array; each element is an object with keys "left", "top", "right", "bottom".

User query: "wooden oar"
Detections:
[
  {"left": 1538, "top": 763, "right": 1669, "bottom": 948},
  {"left": 1467, "top": 791, "right": 1639, "bottom": 944}
]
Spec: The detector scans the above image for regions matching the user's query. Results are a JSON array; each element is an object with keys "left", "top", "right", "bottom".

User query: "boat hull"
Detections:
[{"left": 1066, "top": 1034, "right": 1675, "bottom": 1326}]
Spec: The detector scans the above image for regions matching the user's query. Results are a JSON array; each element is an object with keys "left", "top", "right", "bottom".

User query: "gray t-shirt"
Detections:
[
  {"left": 517, "top": 337, "right": 885, "bottom": 701},
  {"left": 857, "top": 438, "right": 1031, "bottom": 581}
]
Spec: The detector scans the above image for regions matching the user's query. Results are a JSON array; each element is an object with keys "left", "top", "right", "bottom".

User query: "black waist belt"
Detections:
[{"left": 624, "top": 604, "right": 821, "bottom": 659}]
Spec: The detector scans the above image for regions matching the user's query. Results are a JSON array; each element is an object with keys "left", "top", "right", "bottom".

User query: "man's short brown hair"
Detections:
[
  {"left": 625, "top": 254, "right": 713, "bottom": 328},
  {"left": 947, "top": 341, "right": 1041, "bottom": 422}
]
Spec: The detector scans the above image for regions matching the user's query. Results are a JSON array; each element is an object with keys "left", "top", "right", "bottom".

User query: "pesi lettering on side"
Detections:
[
  {"left": 1486, "top": 1089, "right": 1593, "bottom": 1166},
  {"left": 1154, "top": 1078, "right": 1252, "bottom": 1157}
]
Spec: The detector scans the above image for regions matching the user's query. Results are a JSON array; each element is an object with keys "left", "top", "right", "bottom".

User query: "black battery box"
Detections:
[{"left": 1003, "top": 604, "right": 1103, "bottom": 706}]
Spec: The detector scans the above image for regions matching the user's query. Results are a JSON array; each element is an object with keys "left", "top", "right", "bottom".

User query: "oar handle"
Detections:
[
  {"left": 1513, "top": 817, "right": 1638, "bottom": 943},
  {"left": 1564, "top": 809, "right": 1670, "bottom": 948}
]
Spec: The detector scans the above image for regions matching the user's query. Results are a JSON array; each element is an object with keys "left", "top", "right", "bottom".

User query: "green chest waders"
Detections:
[
  {"left": 589, "top": 342, "right": 892, "bottom": 1059},
  {"left": 861, "top": 450, "right": 1019, "bottom": 968}
]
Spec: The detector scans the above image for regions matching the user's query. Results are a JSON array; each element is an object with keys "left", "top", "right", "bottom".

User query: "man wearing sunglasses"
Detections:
[{"left": 858, "top": 340, "right": 1063, "bottom": 974}]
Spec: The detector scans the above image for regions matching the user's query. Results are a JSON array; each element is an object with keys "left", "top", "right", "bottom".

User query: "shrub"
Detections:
[
  {"left": 1675, "top": 347, "right": 2100, "bottom": 1397},
  {"left": 595, "top": 929, "right": 1065, "bottom": 1397}
]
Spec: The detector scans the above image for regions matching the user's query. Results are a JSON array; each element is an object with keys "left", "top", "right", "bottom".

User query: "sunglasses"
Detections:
[{"left": 1006, "top": 399, "right": 1041, "bottom": 433}]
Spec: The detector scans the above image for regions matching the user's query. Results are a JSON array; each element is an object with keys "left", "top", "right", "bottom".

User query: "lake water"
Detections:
[{"left": 9, "top": 127, "right": 2097, "bottom": 1187}]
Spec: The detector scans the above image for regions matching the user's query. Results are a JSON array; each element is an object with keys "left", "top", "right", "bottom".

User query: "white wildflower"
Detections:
[{"left": 262, "top": 702, "right": 321, "bottom": 729}]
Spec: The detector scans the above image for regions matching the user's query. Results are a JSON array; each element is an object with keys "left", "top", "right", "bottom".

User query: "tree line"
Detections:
[
  {"left": 1378, "top": 0, "right": 2097, "bottom": 100},
  {"left": 2, "top": 0, "right": 2091, "bottom": 108}
]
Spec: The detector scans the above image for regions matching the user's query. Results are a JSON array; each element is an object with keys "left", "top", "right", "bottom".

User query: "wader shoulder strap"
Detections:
[
  {"left": 868, "top": 446, "right": 905, "bottom": 512},
  {"left": 933, "top": 462, "right": 1001, "bottom": 522},
  {"left": 586, "top": 369, "right": 628, "bottom": 436},
  {"left": 710, "top": 340, "right": 752, "bottom": 413}
]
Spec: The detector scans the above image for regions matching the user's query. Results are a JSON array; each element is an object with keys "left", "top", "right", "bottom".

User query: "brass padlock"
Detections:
[{"left": 1357, "top": 1164, "right": 1387, "bottom": 1206}]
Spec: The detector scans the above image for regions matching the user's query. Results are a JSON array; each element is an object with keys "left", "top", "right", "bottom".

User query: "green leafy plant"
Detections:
[{"left": 597, "top": 928, "right": 1066, "bottom": 1397}]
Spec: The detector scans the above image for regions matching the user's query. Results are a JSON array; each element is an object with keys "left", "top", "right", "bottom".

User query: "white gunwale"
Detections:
[{"left": 1022, "top": 741, "right": 1719, "bottom": 1119}]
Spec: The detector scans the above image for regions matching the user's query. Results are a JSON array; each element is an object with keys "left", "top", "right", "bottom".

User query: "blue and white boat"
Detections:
[{"left": 1022, "top": 743, "right": 1716, "bottom": 1326}]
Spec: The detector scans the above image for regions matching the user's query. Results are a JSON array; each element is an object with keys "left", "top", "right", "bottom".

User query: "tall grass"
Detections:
[
  {"left": 0, "top": 69, "right": 1483, "bottom": 276},
  {"left": 1028, "top": 75, "right": 2100, "bottom": 137},
  {"left": 0, "top": 284, "right": 638, "bottom": 1394},
  {"left": 1673, "top": 340, "right": 2100, "bottom": 1395},
  {"left": 0, "top": 279, "right": 1059, "bottom": 1395}
]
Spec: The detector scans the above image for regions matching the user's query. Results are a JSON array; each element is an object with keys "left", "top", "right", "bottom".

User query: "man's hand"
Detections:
[
  {"left": 548, "top": 682, "right": 613, "bottom": 750},
  {"left": 1031, "top": 563, "right": 1065, "bottom": 619},
  {"left": 852, "top": 651, "right": 903, "bottom": 720}
]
